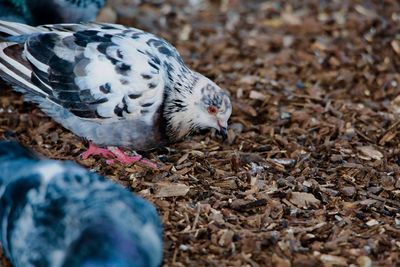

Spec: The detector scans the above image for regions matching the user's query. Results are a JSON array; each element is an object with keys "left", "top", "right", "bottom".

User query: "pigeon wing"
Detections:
[{"left": 16, "top": 25, "right": 165, "bottom": 123}]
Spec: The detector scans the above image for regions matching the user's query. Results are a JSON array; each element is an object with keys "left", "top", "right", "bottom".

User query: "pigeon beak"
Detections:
[
  {"left": 217, "top": 126, "right": 228, "bottom": 140},
  {"left": 217, "top": 121, "right": 228, "bottom": 140}
]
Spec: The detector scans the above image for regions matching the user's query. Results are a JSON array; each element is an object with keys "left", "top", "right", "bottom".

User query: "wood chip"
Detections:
[
  {"left": 320, "top": 254, "right": 348, "bottom": 267},
  {"left": 356, "top": 146, "right": 383, "bottom": 160},
  {"left": 272, "top": 253, "right": 291, "bottom": 267},
  {"left": 155, "top": 183, "right": 190, "bottom": 198},
  {"left": 249, "top": 90, "right": 268, "bottom": 101},
  {"left": 289, "top": 192, "right": 321, "bottom": 208}
]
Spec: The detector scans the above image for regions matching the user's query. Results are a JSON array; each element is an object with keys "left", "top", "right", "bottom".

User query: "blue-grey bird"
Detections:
[
  {"left": 0, "top": 0, "right": 26, "bottom": 23},
  {"left": 0, "top": 21, "right": 232, "bottom": 165},
  {"left": 0, "top": 140, "right": 163, "bottom": 267},
  {"left": 0, "top": 0, "right": 105, "bottom": 25}
]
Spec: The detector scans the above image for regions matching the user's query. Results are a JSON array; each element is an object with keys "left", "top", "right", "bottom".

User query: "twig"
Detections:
[{"left": 367, "top": 192, "right": 400, "bottom": 208}]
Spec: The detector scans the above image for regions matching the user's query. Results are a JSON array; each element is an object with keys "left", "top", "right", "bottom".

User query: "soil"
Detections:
[{"left": 1, "top": 0, "right": 400, "bottom": 266}]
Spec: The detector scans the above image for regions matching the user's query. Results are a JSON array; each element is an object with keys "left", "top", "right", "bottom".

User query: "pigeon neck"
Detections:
[{"left": 163, "top": 72, "right": 200, "bottom": 140}]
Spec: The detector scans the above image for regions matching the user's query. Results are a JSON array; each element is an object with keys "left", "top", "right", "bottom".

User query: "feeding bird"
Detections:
[
  {"left": 0, "top": 21, "right": 232, "bottom": 165},
  {"left": 0, "top": 140, "right": 163, "bottom": 267},
  {"left": 0, "top": 0, "right": 26, "bottom": 23},
  {"left": 0, "top": 0, "right": 105, "bottom": 25}
]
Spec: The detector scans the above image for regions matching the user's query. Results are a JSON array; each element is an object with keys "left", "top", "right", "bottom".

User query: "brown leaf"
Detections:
[
  {"left": 230, "top": 199, "right": 267, "bottom": 211},
  {"left": 289, "top": 192, "right": 321, "bottom": 208},
  {"left": 320, "top": 254, "right": 347, "bottom": 267},
  {"left": 155, "top": 183, "right": 190, "bottom": 198},
  {"left": 218, "top": 229, "right": 234, "bottom": 247},
  {"left": 356, "top": 146, "right": 383, "bottom": 160},
  {"left": 357, "top": 256, "right": 372, "bottom": 267},
  {"left": 272, "top": 253, "right": 291, "bottom": 267},
  {"left": 239, "top": 75, "right": 259, "bottom": 85},
  {"left": 234, "top": 101, "right": 258, "bottom": 117},
  {"left": 391, "top": 40, "right": 400, "bottom": 56},
  {"left": 249, "top": 90, "right": 268, "bottom": 101}
]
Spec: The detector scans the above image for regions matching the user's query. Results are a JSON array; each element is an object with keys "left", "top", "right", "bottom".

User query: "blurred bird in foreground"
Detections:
[
  {"left": 0, "top": 21, "right": 232, "bottom": 166},
  {"left": 0, "top": 0, "right": 25, "bottom": 23},
  {"left": 0, "top": 141, "right": 163, "bottom": 267},
  {"left": 0, "top": 0, "right": 105, "bottom": 25}
]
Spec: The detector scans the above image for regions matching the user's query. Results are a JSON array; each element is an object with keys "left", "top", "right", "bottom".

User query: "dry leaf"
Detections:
[
  {"left": 354, "top": 5, "right": 377, "bottom": 18},
  {"left": 281, "top": 12, "right": 301, "bottom": 25},
  {"left": 366, "top": 219, "right": 379, "bottom": 227},
  {"left": 272, "top": 253, "right": 291, "bottom": 267},
  {"left": 155, "top": 183, "right": 190, "bottom": 198},
  {"left": 249, "top": 90, "right": 268, "bottom": 101},
  {"left": 357, "top": 146, "right": 383, "bottom": 160},
  {"left": 218, "top": 229, "right": 234, "bottom": 247},
  {"left": 289, "top": 192, "right": 321, "bottom": 208},
  {"left": 390, "top": 95, "right": 400, "bottom": 114},
  {"left": 357, "top": 256, "right": 372, "bottom": 267},
  {"left": 96, "top": 6, "right": 117, "bottom": 23},
  {"left": 234, "top": 101, "right": 258, "bottom": 117},
  {"left": 320, "top": 254, "right": 347, "bottom": 267},
  {"left": 239, "top": 75, "right": 259, "bottom": 85},
  {"left": 391, "top": 40, "right": 400, "bottom": 56}
]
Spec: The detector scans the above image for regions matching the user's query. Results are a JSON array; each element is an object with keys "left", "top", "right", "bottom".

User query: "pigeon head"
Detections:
[
  {"left": 165, "top": 73, "right": 232, "bottom": 140},
  {"left": 193, "top": 77, "right": 232, "bottom": 138}
]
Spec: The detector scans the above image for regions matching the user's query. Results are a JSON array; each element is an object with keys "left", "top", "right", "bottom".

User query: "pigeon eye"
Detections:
[{"left": 207, "top": 106, "right": 218, "bottom": 115}]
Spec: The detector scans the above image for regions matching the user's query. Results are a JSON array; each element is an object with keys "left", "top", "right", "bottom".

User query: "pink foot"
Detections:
[
  {"left": 81, "top": 143, "right": 158, "bottom": 169},
  {"left": 138, "top": 158, "right": 158, "bottom": 169},
  {"left": 107, "top": 147, "right": 142, "bottom": 165},
  {"left": 81, "top": 143, "right": 115, "bottom": 160},
  {"left": 106, "top": 148, "right": 158, "bottom": 169}
]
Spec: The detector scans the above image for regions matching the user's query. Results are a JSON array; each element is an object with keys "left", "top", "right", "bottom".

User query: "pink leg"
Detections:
[{"left": 81, "top": 143, "right": 115, "bottom": 160}]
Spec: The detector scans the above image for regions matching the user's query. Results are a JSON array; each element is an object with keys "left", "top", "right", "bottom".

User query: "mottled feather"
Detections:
[{"left": 0, "top": 141, "right": 163, "bottom": 267}]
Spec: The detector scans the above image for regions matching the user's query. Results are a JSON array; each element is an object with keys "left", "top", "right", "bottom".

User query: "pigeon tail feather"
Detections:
[
  {"left": 0, "top": 21, "right": 46, "bottom": 99},
  {"left": 0, "top": 20, "right": 38, "bottom": 37}
]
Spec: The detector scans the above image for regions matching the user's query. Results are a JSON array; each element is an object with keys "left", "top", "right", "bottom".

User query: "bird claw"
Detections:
[
  {"left": 138, "top": 158, "right": 158, "bottom": 169},
  {"left": 81, "top": 143, "right": 115, "bottom": 159},
  {"left": 82, "top": 143, "right": 157, "bottom": 169},
  {"left": 107, "top": 147, "right": 142, "bottom": 165}
]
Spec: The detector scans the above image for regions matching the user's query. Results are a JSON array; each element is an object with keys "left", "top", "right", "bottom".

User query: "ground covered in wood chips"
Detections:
[{"left": 1, "top": 0, "right": 400, "bottom": 266}]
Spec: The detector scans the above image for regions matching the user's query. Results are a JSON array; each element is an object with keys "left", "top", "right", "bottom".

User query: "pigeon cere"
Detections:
[{"left": 0, "top": 1, "right": 400, "bottom": 267}]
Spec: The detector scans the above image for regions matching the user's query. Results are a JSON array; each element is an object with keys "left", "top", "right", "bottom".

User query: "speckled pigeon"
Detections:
[
  {"left": 0, "top": 140, "right": 163, "bottom": 267},
  {"left": 0, "top": 0, "right": 105, "bottom": 25},
  {"left": 0, "top": 21, "right": 232, "bottom": 165}
]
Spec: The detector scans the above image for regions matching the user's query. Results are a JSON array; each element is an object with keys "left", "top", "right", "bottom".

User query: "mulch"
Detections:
[{"left": 1, "top": 0, "right": 400, "bottom": 266}]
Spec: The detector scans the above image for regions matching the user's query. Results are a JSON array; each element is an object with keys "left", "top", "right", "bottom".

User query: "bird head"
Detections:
[{"left": 165, "top": 73, "right": 232, "bottom": 140}]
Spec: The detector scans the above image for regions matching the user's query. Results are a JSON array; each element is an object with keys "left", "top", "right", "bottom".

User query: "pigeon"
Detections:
[
  {"left": 0, "top": 140, "right": 163, "bottom": 267},
  {"left": 0, "top": 21, "right": 232, "bottom": 165},
  {"left": 0, "top": 0, "right": 105, "bottom": 25},
  {"left": 0, "top": 0, "right": 26, "bottom": 23}
]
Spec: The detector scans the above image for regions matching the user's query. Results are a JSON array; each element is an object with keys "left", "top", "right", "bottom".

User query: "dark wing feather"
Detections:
[
  {"left": 0, "top": 22, "right": 168, "bottom": 122},
  {"left": 25, "top": 27, "right": 164, "bottom": 121},
  {"left": 25, "top": 32, "right": 101, "bottom": 118}
]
